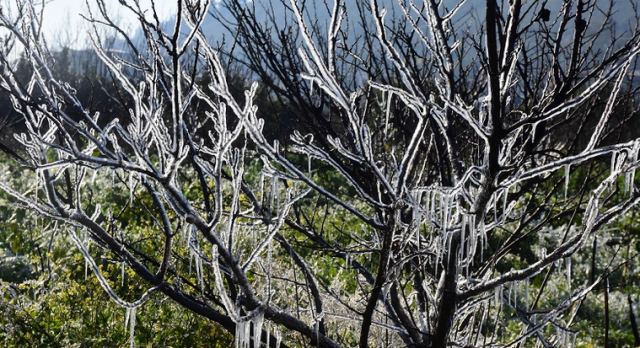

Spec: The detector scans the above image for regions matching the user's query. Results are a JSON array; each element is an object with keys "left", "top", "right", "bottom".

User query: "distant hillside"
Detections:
[{"left": 128, "top": 0, "right": 637, "bottom": 54}]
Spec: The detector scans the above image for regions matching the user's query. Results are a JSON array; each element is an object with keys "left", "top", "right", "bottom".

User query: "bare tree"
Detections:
[{"left": 1, "top": 0, "right": 640, "bottom": 347}]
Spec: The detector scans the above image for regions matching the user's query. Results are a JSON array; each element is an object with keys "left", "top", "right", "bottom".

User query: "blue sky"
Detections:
[{"left": 41, "top": 0, "right": 174, "bottom": 47}]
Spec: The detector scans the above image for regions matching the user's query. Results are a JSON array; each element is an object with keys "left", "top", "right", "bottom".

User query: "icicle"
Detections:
[
  {"left": 188, "top": 228, "right": 205, "bottom": 292},
  {"left": 265, "top": 323, "right": 271, "bottom": 348},
  {"left": 445, "top": 231, "right": 454, "bottom": 264},
  {"left": 266, "top": 235, "right": 274, "bottom": 300},
  {"left": 384, "top": 91, "right": 392, "bottom": 138},
  {"left": 271, "top": 175, "right": 277, "bottom": 213},
  {"left": 564, "top": 164, "right": 570, "bottom": 199},
  {"left": 442, "top": 193, "right": 449, "bottom": 232},
  {"left": 468, "top": 214, "right": 476, "bottom": 263},
  {"left": 121, "top": 260, "right": 126, "bottom": 287},
  {"left": 196, "top": 254, "right": 204, "bottom": 292},
  {"left": 244, "top": 318, "right": 251, "bottom": 348},
  {"left": 252, "top": 311, "right": 264, "bottom": 348},
  {"left": 235, "top": 320, "right": 245, "bottom": 348},
  {"left": 419, "top": 311, "right": 429, "bottom": 335},
  {"left": 424, "top": 190, "right": 431, "bottom": 222},
  {"left": 629, "top": 141, "right": 640, "bottom": 196},
  {"left": 184, "top": 224, "right": 190, "bottom": 249},
  {"left": 502, "top": 188, "right": 508, "bottom": 222},
  {"left": 479, "top": 218, "right": 486, "bottom": 262},
  {"left": 493, "top": 191, "right": 498, "bottom": 222},
  {"left": 128, "top": 172, "right": 135, "bottom": 205},
  {"left": 275, "top": 328, "right": 282, "bottom": 348},
  {"left": 124, "top": 307, "right": 130, "bottom": 334},
  {"left": 91, "top": 169, "right": 98, "bottom": 185},
  {"left": 555, "top": 258, "right": 563, "bottom": 271},
  {"left": 566, "top": 257, "right": 572, "bottom": 292},
  {"left": 460, "top": 214, "right": 466, "bottom": 265},
  {"left": 494, "top": 285, "right": 502, "bottom": 309},
  {"left": 477, "top": 303, "right": 488, "bottom": 345},
  {"left": 531, "top": 121, "right": 539, "bottom": 143},
  {"left": 129, "top": 307, "right": 136, "bottom": 348},
  {"left": 430, "top": 190, "right": 436, "bottom": 221},
  {"left": 434, "top": 236, "right": 441, "bottom": 276},
  {"left": 124, "top": 307, "right": 137, "bottom": 348}
]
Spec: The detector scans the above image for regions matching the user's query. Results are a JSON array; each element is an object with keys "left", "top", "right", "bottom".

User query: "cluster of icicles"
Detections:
[
  {"left": 184, "top": 172, "right": 292, "bottom": 347},
  {"left": 411, "top": 183, "right": 515, "bottom": 278},
  {"left": 406, "top": 141, "right": 640, "bottom": 346},
  {"left": 234, "top": 310, "right": 283, "bottom": 348},
  {"left": 211, "top": 245, "right": 283, "bottom": 348},
  {"left": 411, "top": 137, "right": 640, "bottom": 278},
  {"left": 68, "top": 228, "right": 154, "bottom": 348},
  {"left": 185, "top": 224, "right": 283, "bottom": 348},
  {"left": 70, "top": 222, "right": 283, "bottom": 348}
]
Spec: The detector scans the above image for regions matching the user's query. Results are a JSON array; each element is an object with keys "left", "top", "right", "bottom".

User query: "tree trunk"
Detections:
[
  {"left": 629, "top": 294, "right": 640, "bottom": 346},
  {"left": 432, "top": 238, "right": 459, "bottom": 347}
]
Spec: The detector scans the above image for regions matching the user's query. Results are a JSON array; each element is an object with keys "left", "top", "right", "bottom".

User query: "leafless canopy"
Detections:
[{"left": 0, "top": 0, "right": 639, "bottom": 347}]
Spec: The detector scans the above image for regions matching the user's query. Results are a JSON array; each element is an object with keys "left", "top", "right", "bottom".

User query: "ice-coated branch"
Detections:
[{"left": 1, "top": 0, "right": 640, "bottom": 347}]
